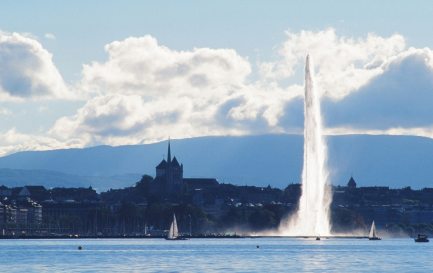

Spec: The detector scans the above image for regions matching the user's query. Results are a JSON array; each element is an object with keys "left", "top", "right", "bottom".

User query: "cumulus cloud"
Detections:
[
  {"left": 323, "top": 48, "right": 433, "bottom": 129},
  {"left": 62, "top": 35, "right": 296, "bottom": 146},
  {"left": 260, "top": 28, "right": 406, "bottom": 99},
  {"left": 47, "top": 30, "right": 433, "bottom": 148},
  {"left": 79, "top": 35, "right": 251, "bottom": 97},
  {"left": 0, "top": 128, "right": 81, "bottom": 156},
  {"left": 49, "top": 94, "right": 249, "bottom": 147},
  {"left": 0, "top": 32, "right": 70, "bottom": 100},
  {"left": 3, "top": 29, "right": 433, "bottom": 155},
  {"left": 276, "top": 47, "right": 433, "bottom": 137}
]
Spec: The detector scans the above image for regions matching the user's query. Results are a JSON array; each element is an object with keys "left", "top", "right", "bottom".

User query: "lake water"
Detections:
[{"left": 0, "top": 238, "right": 431, "bottom": 272}]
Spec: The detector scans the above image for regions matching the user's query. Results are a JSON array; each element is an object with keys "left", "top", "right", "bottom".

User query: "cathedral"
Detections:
[{"left": 154, "top": 140, "right": 184, "bottom": 194}]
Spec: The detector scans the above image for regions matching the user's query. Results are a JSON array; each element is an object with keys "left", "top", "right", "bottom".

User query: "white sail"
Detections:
[
  {"left": 172, "top": 214, "right": 179, "bottom": 238},
  {"left": 167, "top": 214, "right": 179, "bottom": 239},
  {"left": 369, "top": 221, "right": 376, "bottom": 238},
  {"left": 168, "top": 222, "right": 174, "bottom": 239}
]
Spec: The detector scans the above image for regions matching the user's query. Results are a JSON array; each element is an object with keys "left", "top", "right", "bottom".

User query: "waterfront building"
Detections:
[{"left": 17, "top": 198, "right": 43, "bottom": 225}]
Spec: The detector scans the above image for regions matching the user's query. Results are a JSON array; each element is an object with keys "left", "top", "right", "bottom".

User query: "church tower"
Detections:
[
  {"left": 347, "top": 176, "right": 357, "bottom": 189},
  {"left": 155, "top": 139, "right": 184, "bottom": 194}
]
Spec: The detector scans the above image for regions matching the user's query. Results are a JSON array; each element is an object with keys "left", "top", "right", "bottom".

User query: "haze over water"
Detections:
[{"left": 280, "top": 56, "right": 332, "bottom": 236}]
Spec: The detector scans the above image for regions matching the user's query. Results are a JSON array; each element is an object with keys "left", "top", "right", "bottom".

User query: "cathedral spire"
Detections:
[{"left": 167, "top": 138, "right": 171, "bottom": 163}]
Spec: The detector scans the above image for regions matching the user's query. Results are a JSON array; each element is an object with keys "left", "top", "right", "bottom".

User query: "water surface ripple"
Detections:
[{"left": 0, "top": 238, "right": 431, "bottom": 272}]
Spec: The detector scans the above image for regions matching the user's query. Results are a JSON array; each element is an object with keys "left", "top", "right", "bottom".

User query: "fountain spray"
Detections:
[{"left": 280, "top": 55, "right": 332, "bottom": 236}]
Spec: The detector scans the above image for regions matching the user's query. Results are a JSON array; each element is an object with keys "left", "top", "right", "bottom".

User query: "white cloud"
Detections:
[
  {"left": 44, "top": 33, "right": 56, "bottom": 40},
  {"left": 323, "top": 48, "right": 433, "bottom": 129},
  {"left": 64, "top": 35, "right": 293, "bottom": 146},
  {"left": 48, "top": 31, "right": 433, "bottom": 149},
  {"left": 49, "top": 93, "right": 250, "bottom": 147},
  {"left": 325, "top": 126, "right": 433, "bottom": 139},
  {"left": 0, "top": 128, "right": 81, "bottom": 156},
  {"left": 0, "top": 32, "right": 70, "bottom": 100},
  {"left": 79, "top": 35, "right": 251, "bottom": 98},
  {"left": 2, "top": 29, "right": 433, "bottom": 155},
  {"left": 260, "top": 28, "right": 406, "bottom": 99}
]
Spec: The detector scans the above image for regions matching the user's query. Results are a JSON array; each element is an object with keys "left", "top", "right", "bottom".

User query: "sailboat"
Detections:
[
  {"left": 368, "top": 221, "right": 381, "bottom": 240},
  {"left": 166, "top": 214, "right": 187, "bottom": 240}
]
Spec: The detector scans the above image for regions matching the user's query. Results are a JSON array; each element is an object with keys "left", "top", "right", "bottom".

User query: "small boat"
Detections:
[
  {"left": 315, "top": 236, "right": 320, "bottom": 241},
  {"left": 368, "top": 221, "right": 381, "bottom": 240},
  {"left": 415, "top": 234, "right": 429, "bottom": 243},
  {"left": 165, "top": 213, "right": 188, "bottom": 240}
]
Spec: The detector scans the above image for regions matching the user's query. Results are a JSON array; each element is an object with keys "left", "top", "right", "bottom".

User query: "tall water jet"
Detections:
[{"left": 280, "top": 55, "right": 332, "bottom": 236}]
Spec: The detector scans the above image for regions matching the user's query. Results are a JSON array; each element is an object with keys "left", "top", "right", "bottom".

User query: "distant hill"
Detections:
[
  {"left": 0, "top": 134, "right": 432, "bottom": 190},
  {"left": 0, "top": 168, "right": 141, "bottom": 190}
]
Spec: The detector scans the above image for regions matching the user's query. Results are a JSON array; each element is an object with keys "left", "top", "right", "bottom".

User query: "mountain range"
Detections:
[{"left": 0, "top": 134, "right": 432, "bottom": 191}]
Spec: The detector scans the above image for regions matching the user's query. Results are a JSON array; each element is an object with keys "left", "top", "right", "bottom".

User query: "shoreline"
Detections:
[{"left": 0, "top": 235, "right": 370, "bottom": 239}]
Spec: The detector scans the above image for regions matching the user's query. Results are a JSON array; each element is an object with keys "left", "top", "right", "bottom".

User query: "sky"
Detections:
[{"left": 1, "top": 0, "right": 433, "bottom": 156}]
